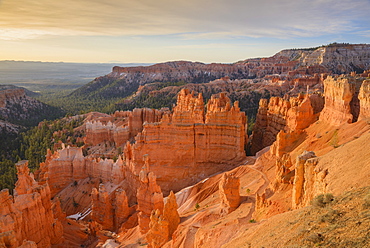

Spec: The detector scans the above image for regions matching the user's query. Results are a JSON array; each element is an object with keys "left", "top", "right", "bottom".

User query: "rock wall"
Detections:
[
  {"left": 358, "top": 79, "right": 370, "bottom": 120},
  {"left": 251, "top": 94, "right": 317, "bottom": 154},
  {"left": 38, "top": 146, "right": 128, "bottom": 197},
  {"left": 85, "top": 108, "right": 167, "bottom": 147},
  {"left": 126, "top": 89, "right": 247, "bottom": 193},
  {"left": 319, "top": 76, "right": 358, "bottom": 126},
  {"left": 291, "top": 151, "right": 329, "bottom": 209},
  {"left": 0, "top": 161, "right": 63, "bottom": 248},
  {"left": 320, "top": 76, "right": 367, "bottom": 126}
]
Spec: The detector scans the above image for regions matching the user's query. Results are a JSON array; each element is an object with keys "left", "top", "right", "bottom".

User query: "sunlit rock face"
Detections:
[
  {"left": 251, "top": 93, "right": 316, "bottom": 154},
  {"left": 125, "top": 89, "right": 247, "bottom": 194},
  {"left": 0, "top": 161, "right": 63, "bottom": 248}
]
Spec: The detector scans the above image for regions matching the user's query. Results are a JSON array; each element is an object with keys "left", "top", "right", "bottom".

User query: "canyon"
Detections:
[{"left": 1, "top": 44, "right": 370, "bottom": 247}]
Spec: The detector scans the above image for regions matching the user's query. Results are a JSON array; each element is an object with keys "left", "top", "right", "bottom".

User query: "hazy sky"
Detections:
[{"left": 1, "top": 0, "right": 370, "bottom": 63}]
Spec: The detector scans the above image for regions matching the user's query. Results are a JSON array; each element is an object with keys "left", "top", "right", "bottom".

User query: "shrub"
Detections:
[
  {"left": 363, "top": 192, "right": 370, "bottom": 209},
  {"left": 312, "top": 193, "right": 334, "bottom": 208},
  {"left": 320, "top": 209, "right": 340, "bottom": 223}
]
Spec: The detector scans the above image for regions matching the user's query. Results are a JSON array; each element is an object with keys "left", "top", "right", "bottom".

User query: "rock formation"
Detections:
[
  {"left": 114, "top": 188, "right": 130, "bottom": 230},
  {"left": 146, "top": 190, "right": 180, "bottom": 247},
  {"left": 0, "top": 161, "right": 63, "bottom": 248},
  {"left": 91, "top": 184, "right": 114, "bottom": 230},
  {"left": 146, "top": 209, "right": 169, "bottom": 248},
  {"left": 319, "top": 76, "right": 360, "bottom": 126},
  {"left": 126, "top": 89, "right": 246, "bottom": 193},
  {"left": 358, "top": 79, "right": 370, "bottom": 120},
  {"left": 219, "top": 173, "right": 241, "bottom": 215},
  {"left": 251, "top": 93, "right": 316, "bottom": 154},
  {"left": 38, "top": 146, "right": 127, "bottom": 197},
  {"left": 137, "top": 156, "right": 164, "bottom": 234},
  {"left": 163, "top": 191, "right": 180, "bottom": 238},
  {"left": 273, "top": 153, "right": 294, "bottom": 189},
  {"left": 84, "top": 108, "right": 167, "bottom": 147},
  {"left": 292, "top": 151, "right": 326, "bottom": 209}
]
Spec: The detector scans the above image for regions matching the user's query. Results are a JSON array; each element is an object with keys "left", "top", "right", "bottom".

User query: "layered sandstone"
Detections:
[
  {"left": 38, "top": 146, "right": 127, "bottom": 197},
  {"left": 114, "top": 188, "right": 130, "bottom": 229},
  {"left": 292, "top": 151, "right": 324, "bottom": 209},
  {"left": 273, "top": 153, "right": 294, "bottom": 190},
  {"left": 91, "top": 184, "right": 114, "bottom": 230},
  {"left": 137, "top": 156, "right": 164, "bottom": 234},
  {"left": 358, "top": 79, "right": 370, "bottom": 120},
  {"left": 272, "top": 44, "right": 370, "bottom": 74},
  {"left": 251, "top": 93, "right": 316, "bottom": 154},
  {"left": 126, "top": 89, "right": 246, "bottom": 193},
  {"left": 219, "top": 173, "right": 241, "bottom": 215},
  {"left": 0, "top": 161, "right": 63, "bottom": 248},
  {"left": 319, "top": 76, "right": 360, "bottom": 126},
  {"left": 85, "top": 108, "right": 167, "bottom": 147},
  {"left": 146, "top": 209, "right": 169, "bottom": 248},
  {"left": 163, "top": 191, "right": 180, "bottom": 238}
]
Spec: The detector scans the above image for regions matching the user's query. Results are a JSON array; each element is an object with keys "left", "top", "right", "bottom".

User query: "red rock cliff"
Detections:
[
  {"left": 0, "top": 161, "right": 63, "bottom": 248},
  {"left": 251, "top": 93, "right": 317, "bottom": 154},
  {"left": 125, "top": 89, "right": 247, "bottom": 194}
]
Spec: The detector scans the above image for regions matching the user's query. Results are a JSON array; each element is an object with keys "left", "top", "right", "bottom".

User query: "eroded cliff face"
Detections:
[
  {"left": 319, "top": 76, "right": 359, "bottom": 126},
  {"left": 0, "top": 161, "right": 63, "bottom": 248},
  {"left": 358, "top": 79, "right": 370, "bottom": 120},
  {"left": 84, "top": 108, "right": 167, "bottom": 147},
  {"left": 137, "top": 156, "right": 164, "bottom": 234},
  {"left": 146, "top": 191, "right": 180, "bottom": 248},
  {"left": 251, "top": 93, "right": 317, "bottom": 154},
  {"left": 125, "top": 89, "right": 247, "bottom": 193}
]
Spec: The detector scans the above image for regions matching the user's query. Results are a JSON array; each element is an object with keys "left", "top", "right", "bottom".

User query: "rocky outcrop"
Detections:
[
  {"left": 72, "top": 44, "right": 370, "bottom": 106},
  {"left": 292, "top": 151, "right": 328, "bottom": 209},
  {"left": 114, "top": 188, "right": 130, "bottom": 230},
  {"left": 163, "top": 191, "right": 180, "bottom": 238},
  {"left": 146, "top": 191, "right": 180, "bottom": 248},
  {"left": 91, "top": 184, "right": 130, "bottom": 231},
  {"left": 273, "top": 153, "right": 294, "bottom": 190},
  {"left": 38, "top": 146, "right": 127, "bottom": 197},
  {"left": 319, "top": 76, "right": 361, "bottom": 126},
  {"left": 126, "top": 89, "right": 246, "bottom": 193},
  {"left": 0, "top": 161, "right": 63, "bottom": 248},
  {"left": 146, "top": 209, "right": 169, "bottom": 248},
  {"left": 91, "top": 184, "right": 114, "bottom": 230},
  {"left": 137, "top": 156, "right": 164, "bottom": 234},
  {"left": 219, "top": 173, "right": 241, "bottom": 215},
  {"left": 84, "top": 108, "right": 167, "bottom": 147},
  {"left": 251, "top": 93, "right": 317, "bottom": 154},
  {"left": 271, "top": 44, "right": 370, "bottom": 74},
  {"left": 358, "top": 79, "right": 370, "bottom": 120}
]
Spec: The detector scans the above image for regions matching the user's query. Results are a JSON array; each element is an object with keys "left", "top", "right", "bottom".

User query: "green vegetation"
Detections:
[{"left": 0, "top": 116, "right": 84, "bottom": 192}]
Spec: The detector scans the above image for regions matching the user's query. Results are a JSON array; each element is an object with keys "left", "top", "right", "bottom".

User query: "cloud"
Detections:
[{"left": 0, "top": 0, "right": 369, "bottom": 40}]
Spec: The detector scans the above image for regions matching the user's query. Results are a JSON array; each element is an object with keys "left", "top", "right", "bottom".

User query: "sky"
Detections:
[{"left": 0, "top": 0, "right": 370, "bottom": 63}]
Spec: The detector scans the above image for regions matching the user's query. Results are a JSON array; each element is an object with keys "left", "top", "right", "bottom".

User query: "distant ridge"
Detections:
[{"left": 71, "top": 43, "right": 370, "bottom": 101}]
